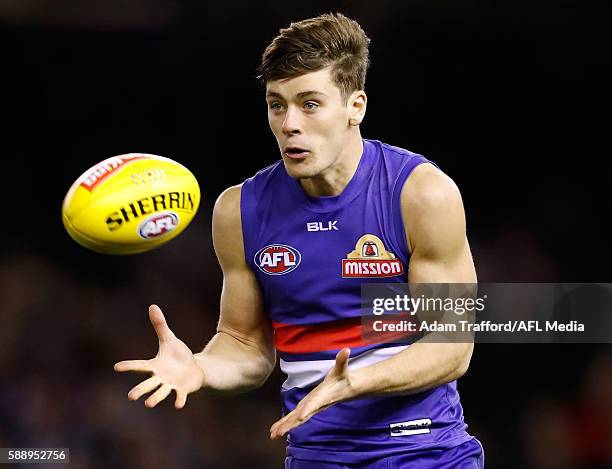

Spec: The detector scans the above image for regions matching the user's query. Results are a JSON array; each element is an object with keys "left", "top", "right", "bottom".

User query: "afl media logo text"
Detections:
[{"left": 255, "top": 244, "right": 302, "bottom": 275}]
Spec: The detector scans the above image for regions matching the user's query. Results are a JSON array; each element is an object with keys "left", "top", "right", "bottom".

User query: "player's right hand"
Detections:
[{"left": 114, "top": 304, "right": 206, "bottom": 410}]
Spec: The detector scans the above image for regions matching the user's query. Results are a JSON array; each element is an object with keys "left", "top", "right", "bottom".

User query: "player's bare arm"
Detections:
[
  {"left": 194, "top": 184, "right": 276, "bottom": 393},
  {"left": 114, "top": 185, "right": 276, "bottom": 407},
  {"left": 347, "top": 164, "right": 476, "bottom": 393},
  {"left": 270, "top": 164, "right": 476, "bottom": 438}
]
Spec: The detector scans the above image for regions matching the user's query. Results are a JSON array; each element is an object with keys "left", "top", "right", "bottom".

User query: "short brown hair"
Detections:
[{"left": 259, "top": 13, "right": 370, "bottom": 101}]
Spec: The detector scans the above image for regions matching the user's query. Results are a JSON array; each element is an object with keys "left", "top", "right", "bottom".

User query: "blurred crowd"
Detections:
[
  {"left": 0, "top": 217, "right": 285, "bottom": 468},
  {"left": 0, "top": 215, "right": 610, "bottom": 469}
]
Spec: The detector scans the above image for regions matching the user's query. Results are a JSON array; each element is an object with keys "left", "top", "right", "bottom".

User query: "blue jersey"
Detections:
[{"left": 240, "top": 139, "right": 474, "bottom": 463}]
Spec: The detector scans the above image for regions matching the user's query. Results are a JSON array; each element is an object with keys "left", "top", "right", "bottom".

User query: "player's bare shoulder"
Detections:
[
  {"left": 400, "top": 163, "right": 466, "bottom": 254},
  {"left": 212, "top": 184, "right": 245, "bottom": 267},
  {"left": 402, "top": 164, "right": 463, "bottom": 213}
]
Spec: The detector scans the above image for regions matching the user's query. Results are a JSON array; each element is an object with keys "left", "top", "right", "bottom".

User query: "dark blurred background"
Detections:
[{"left": 1, "top": 1, "right": 610, "bottom": 468}]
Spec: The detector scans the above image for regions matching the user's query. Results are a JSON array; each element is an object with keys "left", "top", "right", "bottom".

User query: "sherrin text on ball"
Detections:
[{"left": 62, "top": 153, "right": 200, "bottom": 254}]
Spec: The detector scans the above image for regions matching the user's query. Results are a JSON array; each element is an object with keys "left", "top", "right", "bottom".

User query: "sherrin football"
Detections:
[{"left": 62, "top": 153, "right": 200, "bottom": 254}]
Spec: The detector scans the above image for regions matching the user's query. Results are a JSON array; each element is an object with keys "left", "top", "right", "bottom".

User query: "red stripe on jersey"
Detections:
[{"left": 272, "top": 315, "right": 418, "bottom": 354}]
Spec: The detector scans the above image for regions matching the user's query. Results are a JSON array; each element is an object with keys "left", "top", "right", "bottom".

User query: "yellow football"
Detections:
[{"left": 62, "top": 153, "right": 200, "bottom": 254}]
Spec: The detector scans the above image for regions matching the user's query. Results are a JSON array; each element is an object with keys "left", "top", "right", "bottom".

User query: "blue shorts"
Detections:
[{"left": 285, "top": 438, "right": 485, "bottom": 468}]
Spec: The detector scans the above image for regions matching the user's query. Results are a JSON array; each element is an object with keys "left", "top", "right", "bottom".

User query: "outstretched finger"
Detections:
[
  {"left": 128, "top": 376, "right": 161, "bottom": 401},
  {"left": 174, "top": 389, "right": 187, "bottom": 410},
  {"left": 269, "top": 412, "right": 291, "bottom": 439},
  {"left": 149, "top": 304, "right": 176, "bottom": 343},
  {"left": 145, "top": 383, "right": 172, "bottom": 408},
  {"left": 334, "top": 348, "right": 351, "bottom": 375},
  {"left": 114, "top": 360, "right": 152, "bottom": 373}
]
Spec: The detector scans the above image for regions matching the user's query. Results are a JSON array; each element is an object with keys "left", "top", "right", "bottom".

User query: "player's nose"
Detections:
[{"left": 281, "top": 106, "right": 302, "bottom": 135}]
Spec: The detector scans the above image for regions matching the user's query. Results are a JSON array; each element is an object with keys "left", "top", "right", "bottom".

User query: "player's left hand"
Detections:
[{"left": 270, "top": 347, "right": 355, "bottom": 439}]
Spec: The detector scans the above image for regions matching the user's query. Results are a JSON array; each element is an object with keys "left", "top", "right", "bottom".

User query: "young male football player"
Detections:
[{"left": 115, "top": 13, "right": 484, "bottom": 468}]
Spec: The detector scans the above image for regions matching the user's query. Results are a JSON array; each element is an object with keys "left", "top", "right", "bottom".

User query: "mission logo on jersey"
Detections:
[
  {"left": 255, "top": 244, "right": 302, "bottom": 275},
  {"left": 342, "top": 234, "right": 404, "bottom": 278}
]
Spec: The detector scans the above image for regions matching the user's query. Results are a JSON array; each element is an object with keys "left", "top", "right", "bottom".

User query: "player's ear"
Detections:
[{"left": 348, "top": 90, "right": 367, "bottom": 126}]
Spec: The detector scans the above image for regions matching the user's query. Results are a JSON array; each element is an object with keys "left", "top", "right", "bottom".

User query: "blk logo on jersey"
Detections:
[
  {"left": 255, "top": 244, "right": 302, "bottom": 275},
  {"left": 307, "top": 221, "right": 338, "bottom": 232},
  {"left": 342, "top": 234, "right": 404, "bottom": 278}
]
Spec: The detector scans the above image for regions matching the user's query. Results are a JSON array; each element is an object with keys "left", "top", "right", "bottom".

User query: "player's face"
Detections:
[{"left": 266, "top": 67, "right": 363, "bottom": 179}]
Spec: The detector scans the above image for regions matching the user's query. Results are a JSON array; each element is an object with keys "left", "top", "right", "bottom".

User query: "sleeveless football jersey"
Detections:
[{"left": 240, "top": 139, "right": 474, "bottom": 463}]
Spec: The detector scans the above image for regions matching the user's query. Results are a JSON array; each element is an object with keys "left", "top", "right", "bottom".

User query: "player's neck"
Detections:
[{"left": 300, "top": 131, "right": 363, "bottom": 198}]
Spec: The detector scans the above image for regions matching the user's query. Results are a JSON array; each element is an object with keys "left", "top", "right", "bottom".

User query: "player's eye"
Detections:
[
  {"left": 269, "top": 102, "right": 283, "bottom": 111},
  {"left": 303, "top": 101, "right": 319, "bottom": 110}
]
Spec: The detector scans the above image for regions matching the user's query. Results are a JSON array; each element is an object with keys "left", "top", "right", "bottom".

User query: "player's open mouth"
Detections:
[{"left": 284, "top": 147, "right": 310, "bottom": 160}]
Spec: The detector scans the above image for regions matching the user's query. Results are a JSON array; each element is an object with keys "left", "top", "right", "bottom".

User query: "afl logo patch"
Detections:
[{"left": 255, "top": 244, "right": 301, "bottom": 275}]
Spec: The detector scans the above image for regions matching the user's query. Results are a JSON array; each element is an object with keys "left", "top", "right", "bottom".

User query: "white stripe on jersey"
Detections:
[{"left": 280, "top": 345, "right": 409, "bottom": 389}]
